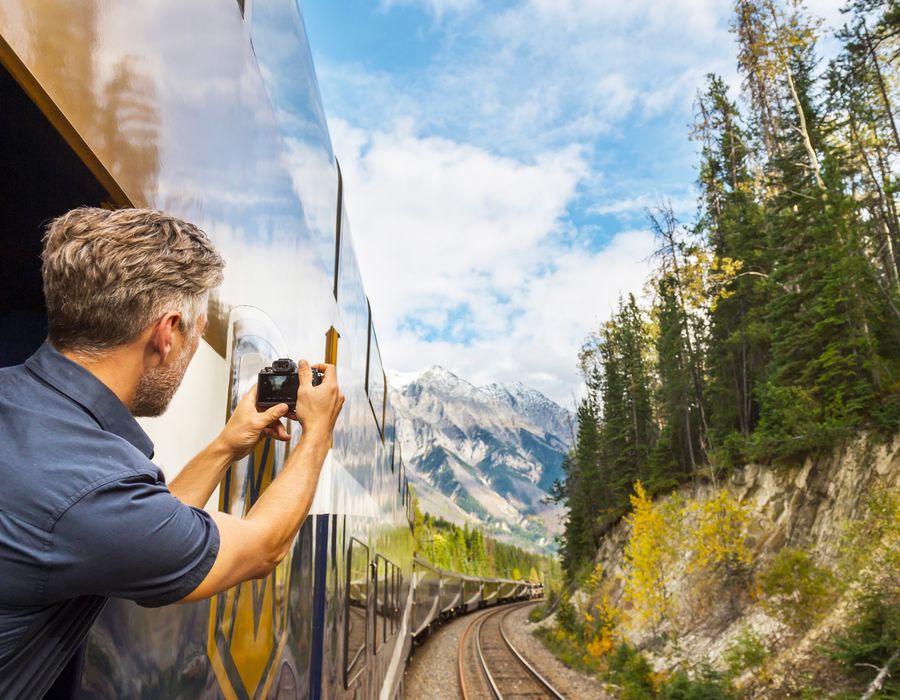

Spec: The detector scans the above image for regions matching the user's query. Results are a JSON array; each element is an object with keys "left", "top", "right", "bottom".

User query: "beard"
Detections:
[{"left": 131, "top": 339, "right": 194, "bottom": 417}]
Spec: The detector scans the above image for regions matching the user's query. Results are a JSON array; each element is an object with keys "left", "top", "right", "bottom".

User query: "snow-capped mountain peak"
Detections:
[{"left": 387, "top": 366, "right": 573, "bottom": 553}]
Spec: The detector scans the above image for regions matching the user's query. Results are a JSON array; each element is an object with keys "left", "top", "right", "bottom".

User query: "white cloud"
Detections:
[
  {"left": 316, "top": 0, "right": 853, "bottom": 405},
  {"left": 319, "top": 0, "right": 739, "bottom": 158},
  {"left": 331, "top": 118, "right": 655, "bottom": 405},
  {"left": 589, "top": 191, "right": 697, "bottom": 220},
  {"left": 380, "top": 0, "right": 477, "bottom": 20}
]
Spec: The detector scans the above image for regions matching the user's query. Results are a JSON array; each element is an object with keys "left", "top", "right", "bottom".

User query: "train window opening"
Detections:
[
  {"left": 373, "top": 555, "right": 387, "bottom": 653},
  {"left": 344, "top": 537, "right": 369, "bottom": 687},
  {"left": 391, "top": 567, "right": 400, "bottom": 634},
  {"left": 381, "top": 370, "right": 388, "bottom": 444},
  {"left": 364, "top": 304, "right": 385, "bottom": 439},
  {"left": 386, "top": 404, "right": 396, "bottom": 473},
  {"left": 0, "top": 65, "right": 111, "bottom": 368}
]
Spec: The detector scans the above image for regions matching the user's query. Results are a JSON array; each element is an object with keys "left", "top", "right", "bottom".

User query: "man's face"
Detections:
[{"left": 131, "top": 313, "right": 206, "bottom": 417}]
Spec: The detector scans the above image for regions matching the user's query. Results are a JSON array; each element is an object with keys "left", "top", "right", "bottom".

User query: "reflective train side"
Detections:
[{"left": 0, "top": 2, "right": 543, "bottom": 699}]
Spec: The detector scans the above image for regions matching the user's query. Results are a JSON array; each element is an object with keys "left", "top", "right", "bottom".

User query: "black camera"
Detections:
[{"left": 256, "top": 358, "right": 324, "bottom": 411}]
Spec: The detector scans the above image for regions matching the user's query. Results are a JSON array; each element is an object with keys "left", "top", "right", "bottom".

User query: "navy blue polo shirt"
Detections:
[{"left": 0, "top": 342, "right": 220, "bottom": 698}]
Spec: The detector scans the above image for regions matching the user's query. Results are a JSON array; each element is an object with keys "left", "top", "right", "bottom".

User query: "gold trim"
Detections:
[
  {"left": 324, "top": 326, "right": 340, "bottom": 365},
  {"left": 325, "top": 326, "right": 340, "bottom": 448},
  {"left": 0, "top": 32, "right": 133, "bottom": 208}
]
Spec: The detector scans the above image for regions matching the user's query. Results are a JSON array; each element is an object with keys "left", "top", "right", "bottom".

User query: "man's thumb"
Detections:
[{"left": 265, "top": 403, "right": 289, "bottom": 421}]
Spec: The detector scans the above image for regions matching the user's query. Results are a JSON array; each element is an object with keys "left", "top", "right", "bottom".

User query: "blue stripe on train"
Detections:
[{"left": 309, "top": 514, "right": 329, "bottom": 700}]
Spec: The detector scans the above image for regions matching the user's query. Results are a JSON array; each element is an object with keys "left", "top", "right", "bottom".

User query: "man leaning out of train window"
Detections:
[{"left": 0, "top": 208, "right": 345, "bottom": 700}]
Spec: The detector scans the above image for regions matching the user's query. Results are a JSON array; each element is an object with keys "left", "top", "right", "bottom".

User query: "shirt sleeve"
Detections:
[{"left": 45, "top": 472, "right": 220, "bottom": 608}]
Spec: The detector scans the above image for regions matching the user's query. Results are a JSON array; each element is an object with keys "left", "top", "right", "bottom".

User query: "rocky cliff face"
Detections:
[
  {"left": 567, "top": 437, "right": 900, "bottom": 696},
  {"left": 388, "top": 366, "right": 574, "bottom": 552}
]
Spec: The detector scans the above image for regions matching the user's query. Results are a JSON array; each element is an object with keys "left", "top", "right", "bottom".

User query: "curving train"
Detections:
[
  {"left": 0, "top": 2, "right": 544, "bottom": 699},
  {"left": 411, "top": 557, "right": 543, "bottom": 639}
]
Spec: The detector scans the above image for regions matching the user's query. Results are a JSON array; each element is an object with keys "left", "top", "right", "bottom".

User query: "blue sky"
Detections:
[{"left": 300, "top": 0, "right": 843, "bottom": 406}]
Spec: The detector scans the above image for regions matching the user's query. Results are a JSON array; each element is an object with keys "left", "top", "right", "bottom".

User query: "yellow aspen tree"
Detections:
[
  {"left": 623, "top": 482, "right": 679, "bottom": 632},
  {"left": 687, "top": 489, "right": 753, "bottom": 575}
]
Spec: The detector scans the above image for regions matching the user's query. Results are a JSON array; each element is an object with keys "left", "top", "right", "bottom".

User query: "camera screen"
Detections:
[{"left": 259, "top": 374, "right": 298, "bottom": 401}]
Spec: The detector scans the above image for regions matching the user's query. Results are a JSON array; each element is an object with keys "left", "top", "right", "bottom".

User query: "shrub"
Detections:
[
  {"left": 659, "top": 663, "right": 737, "bottom": 700},
  {"left": 758, "top": 548, "right": 836, "bottom": 632},
  {"left": 583, "top": 593, "right": 621, "bottom": 661},
  {"left": 545, "top": 586, "right": 560, "bottom": 611},
  {"left": 828, "top": 585, "right": 900, "bottom": 697},
  {"left": 723, "top": 627, "right": 769, "bottom": 676},
  {"left": 528, "top": 604, "right": 546, "bottom": 623},
  {"left": 838, "top": 483, "right": 900, "bottom": 585},
  {"left": 556, "top": 594, "right": 578, "bottom": 635},
  {"left": 607, "top": 642, "right": 656, "bottom": 700}
]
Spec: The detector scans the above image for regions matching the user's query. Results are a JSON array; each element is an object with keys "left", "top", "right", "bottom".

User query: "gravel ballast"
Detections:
[{"left": 403, "top": 602, "right": 611, "bottom": 699}]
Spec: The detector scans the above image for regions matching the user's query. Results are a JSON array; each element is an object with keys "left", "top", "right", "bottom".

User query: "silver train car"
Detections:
[
  {"left": 461, "top": 576, "right": 483, "bottom": 613},
  {"left": 409, "top": 556, "right": 539, "bottom": 639},
  {"left": 411, "top": 559, "right": 442, "bottom": 638},
  {"left": 0, "top": 2, "right": 540, "bottom": 698}
]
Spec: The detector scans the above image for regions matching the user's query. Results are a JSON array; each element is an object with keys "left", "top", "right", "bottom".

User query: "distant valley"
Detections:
[{"left": 388, "top": 366, "right": 573, "bottom": 554}]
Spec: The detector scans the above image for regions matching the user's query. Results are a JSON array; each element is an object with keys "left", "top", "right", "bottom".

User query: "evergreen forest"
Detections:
[
  {"left": 410, "top": 491, "right": 561, "bottom": 585},
  {"left": 553, "top": 0, "right": 900, "bottom": 582}
]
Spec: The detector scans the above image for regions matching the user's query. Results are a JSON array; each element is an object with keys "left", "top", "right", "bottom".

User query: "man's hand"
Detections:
[
  {"left": 179, "top": 360, "right": 345, "bottom": 603},
  {"left": 288, "top": 360, "right": 344, "bottom": 435},
  {"left": 218, "top": 385, "right": 291, "bottom": 461}
]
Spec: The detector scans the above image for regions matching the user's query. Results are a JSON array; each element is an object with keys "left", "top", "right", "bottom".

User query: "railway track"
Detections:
[{"left": 458, "top": 601, "right": 566, "bottom": 700}]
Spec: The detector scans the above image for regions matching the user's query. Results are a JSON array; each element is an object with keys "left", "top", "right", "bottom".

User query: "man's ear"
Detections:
[{"left": 150, "top": 311, "right": 183, "bottom": 364}]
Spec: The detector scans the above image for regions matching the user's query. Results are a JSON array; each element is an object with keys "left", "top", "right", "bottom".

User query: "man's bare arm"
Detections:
[
  {"left": 178, "top": 361, "right": 343, "bottom": 602},
  {"left": 168, "top": 386, "right": 290, "bottom": 508}
]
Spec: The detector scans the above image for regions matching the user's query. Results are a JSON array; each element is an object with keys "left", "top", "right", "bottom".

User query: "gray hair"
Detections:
[{"left": 42, "top": 207, "right": 225, "bottom": 353}]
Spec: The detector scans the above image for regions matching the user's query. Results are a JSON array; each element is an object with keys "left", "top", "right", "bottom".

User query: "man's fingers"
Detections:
[
  {"left": 297, "top": 359, "right": 312, "bottom": 387},
  {"left": 263, "top": 424, "right": 290, "bottom": 441},
  {"left": 311, "top": 363, "right": 336, "bottom": 383},
  {"left": 263, "top": 403, "right": 289, "bottom": 423}
]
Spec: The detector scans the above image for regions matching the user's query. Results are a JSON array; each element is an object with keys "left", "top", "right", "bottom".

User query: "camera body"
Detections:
[{"left": 256, "top": 358, "right": 323, "bottom": 411}]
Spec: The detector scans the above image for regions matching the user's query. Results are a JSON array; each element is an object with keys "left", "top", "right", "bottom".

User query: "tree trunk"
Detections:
[
  {"left": 859, "top": 647, "right": 900, "bottom": 700},
  {"left": 863, "top": 19, "right": 900, "bottom": 154},
  {"left": 848, "top": 113, "right": 900, "bottom": 292},
  {"left": 784, "top": 67, "right": 825, "bottom": 190}
]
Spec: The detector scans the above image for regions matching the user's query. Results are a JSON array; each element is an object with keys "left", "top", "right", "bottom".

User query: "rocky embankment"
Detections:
[{"left": 543, "top": 437, "right": 900, "bottom": 697}]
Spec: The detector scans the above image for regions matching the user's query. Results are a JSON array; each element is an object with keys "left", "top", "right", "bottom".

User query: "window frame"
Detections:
[
  {"left": 364, "top": 302, "right": 385, "bottom": 440},
  {"left": 344, "top": 537, "right": 369, "bottom": 688}
]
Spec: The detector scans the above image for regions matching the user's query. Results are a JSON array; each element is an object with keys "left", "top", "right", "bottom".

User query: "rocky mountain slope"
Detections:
[{"left": 388, "top": 366, "right": 573, "bottom": 552}]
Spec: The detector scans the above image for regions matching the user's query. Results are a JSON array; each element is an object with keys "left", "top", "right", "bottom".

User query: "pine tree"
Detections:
[
  {"left": 568, "top": 385, "right": 604, "bottom": 572},
  {"left": 650, "top": 272, "right": 702, "bottom": 485},
  {"left": 555, "top": 0, "right": 900, "bottom": 586},
  {"left": 648, "top": 206, "right": 709, "bottom": 484},
  {"left": 827, "top": 0, "right": 900, "bottom": 302},
  {"left": 695, "top": 74, "right": 771, "bottom": 466},
  {"left": 746, "top": 3, "right": 900, "bottom": 456},
  {"left": 598, "top": 296, "right": 656, "bottom": 496}
]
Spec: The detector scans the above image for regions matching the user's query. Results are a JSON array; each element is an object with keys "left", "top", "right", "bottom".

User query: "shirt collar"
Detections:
[{"left": 25, "top": 341, "right": 155, "bottom": 458}]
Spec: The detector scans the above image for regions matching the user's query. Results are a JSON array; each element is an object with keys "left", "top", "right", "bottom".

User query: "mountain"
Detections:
[{"left": 388, "top": 366, "right": 574, "bottom": 553}]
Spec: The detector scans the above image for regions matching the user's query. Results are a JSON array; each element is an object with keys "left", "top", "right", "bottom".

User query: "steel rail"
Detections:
[
  {"left": 458, "top": 606, "right": 490, "bottom": 700},
  {"left": 496, "top": 605, "right": 566, "bottom": 700},
  {"left": 461, "top": 601, "right": 564, "bottom": 700}
]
